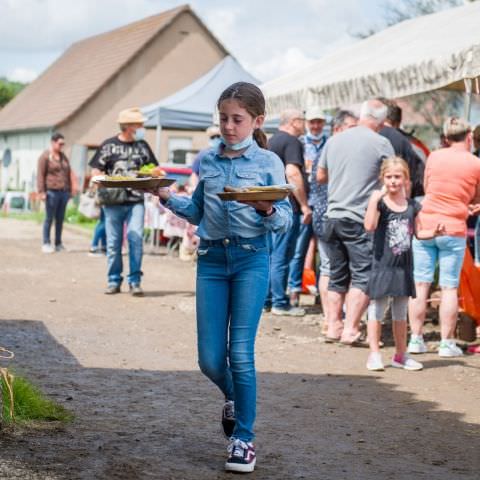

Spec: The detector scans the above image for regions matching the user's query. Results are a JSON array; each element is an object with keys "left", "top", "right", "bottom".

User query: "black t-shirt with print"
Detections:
[
  {"left": 268, "top": 131, "right": 306, "bottom": 212},
  {"left": 89, "top": 136, "right": 158, "bottom": 203},
  {"left": 367, "top": 198, "right": 421, "bottom": 299}
]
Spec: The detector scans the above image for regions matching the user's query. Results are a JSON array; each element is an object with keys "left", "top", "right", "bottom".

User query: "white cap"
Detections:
[{"left": 305, "top": 106, "right": 326, "bottom": 121}]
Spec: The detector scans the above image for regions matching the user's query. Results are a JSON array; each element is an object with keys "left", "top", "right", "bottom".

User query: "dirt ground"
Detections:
[{"left": 0, "top": 217, "right": 479, "bottom": 480}]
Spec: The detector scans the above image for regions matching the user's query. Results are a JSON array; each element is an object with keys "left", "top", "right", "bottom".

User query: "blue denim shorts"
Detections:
[{"left": 412, "top": 236, "right": 466, "bottom": 288}]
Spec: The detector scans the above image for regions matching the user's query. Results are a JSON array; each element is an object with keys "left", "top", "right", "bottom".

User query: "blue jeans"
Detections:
[
  {"left": 43, "top": 190, "right": 70, "bottom": 246},
  {"left": 91, "top": 207, "right": 106, "bottom": 249},
  {"left": 267, "top": 212, "right": 301, "bottom": 308},
  {"left": 287, "top": 219, "right": 313, "bottom": 293},
  {"left": 104, "top": 203, "right": 145, "bottom": 287},
  {"left": 196, "top": 235, "right": 269, "bottom": 442}
]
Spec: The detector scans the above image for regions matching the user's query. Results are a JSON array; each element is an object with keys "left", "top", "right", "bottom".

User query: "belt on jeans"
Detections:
[{"left": 200, "top": 234, "right": 266, "bottom": 247}]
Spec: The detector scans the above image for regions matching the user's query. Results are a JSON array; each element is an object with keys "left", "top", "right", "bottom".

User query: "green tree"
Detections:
[{"left": 0, "top": 78, "right": 26, "bottom": 108}]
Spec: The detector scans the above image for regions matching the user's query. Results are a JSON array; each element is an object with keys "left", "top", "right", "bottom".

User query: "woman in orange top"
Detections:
[{"left": 408, "top": 117, "right": 480, "bottom": 358}]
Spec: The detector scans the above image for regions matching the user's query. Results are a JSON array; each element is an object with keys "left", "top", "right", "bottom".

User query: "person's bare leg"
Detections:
[
  {"left": 408, "top": 282, "right": 430, "bottom": 337},
  {"left": 327, "top": 290, "right": 345, "bottom": 338},
  {"left": 439, "top": 287, "right": 458, "bottom": 340},
  {"left": 341, "top": 287, "right": 369, "bottom": 342},
  {"left": 319, "top": 275, "right": 330, "bottom": 335},
  {"left": 304, "top": 237, "right": 316, "bottom": 271},
  {"left": 393, "top": 320, "right": 407, "bottom": 356},
  {"left": 368, "top": 321, "right": 381, "bottom": 353}
]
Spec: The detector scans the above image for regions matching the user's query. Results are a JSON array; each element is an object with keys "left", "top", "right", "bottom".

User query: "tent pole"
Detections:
[
  {"left": 464, "top": 78, "right": 473, "bottom": 121},
  {"left": 155, "top": 109, "right": 162, "bottom": 160}
]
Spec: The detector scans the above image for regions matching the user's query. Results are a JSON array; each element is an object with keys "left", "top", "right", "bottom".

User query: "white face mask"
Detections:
[
  {"left": 307, "top": 131, "right": 323, "bottom": 141},
  {"left": 221, "top": 135, "right": 254, "bottom": 151},
  {"left": 134, "top": 127, "right": 146, "bottom": 141},
  {"left": 209, "top": 137, "right": 222, "bottom": 150}
]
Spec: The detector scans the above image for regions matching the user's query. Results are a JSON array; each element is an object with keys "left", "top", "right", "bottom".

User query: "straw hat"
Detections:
[
  {"left": 117, "top": 107, "right": 147, "bottom": 124},
  {"left": 305, "top": 106, "right": 326, "bottom": 121}
]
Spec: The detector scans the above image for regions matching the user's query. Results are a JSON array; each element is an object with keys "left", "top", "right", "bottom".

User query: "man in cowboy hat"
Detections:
[{"left": 89, "top": 107, "right": 158, "bottom": 296}]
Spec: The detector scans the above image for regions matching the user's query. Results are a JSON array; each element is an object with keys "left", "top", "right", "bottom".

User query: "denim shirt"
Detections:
[{"left": 165, "top": 142, "right": 293, "bottom": 240}]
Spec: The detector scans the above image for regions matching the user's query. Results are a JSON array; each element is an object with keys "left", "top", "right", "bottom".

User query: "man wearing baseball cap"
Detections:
[
  {"left": 89, "top": 107, "right": 158, "bottom": 296},
  {"left": 288, "top": 107, "right": 329, "bottom": 309}
]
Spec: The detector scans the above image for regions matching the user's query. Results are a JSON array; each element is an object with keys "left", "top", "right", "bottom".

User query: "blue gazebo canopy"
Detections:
[{"left": 142, "top": 56, "right": 258, "bottom": 130}]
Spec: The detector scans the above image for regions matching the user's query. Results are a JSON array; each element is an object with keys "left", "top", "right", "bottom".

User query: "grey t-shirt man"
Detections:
[{"left": 318, "top": 125, "right": 395, "bottom": 223}]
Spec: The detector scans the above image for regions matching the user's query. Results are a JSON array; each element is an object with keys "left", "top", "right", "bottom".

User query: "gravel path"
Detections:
[{"left": 0, "top": 217, "right": 479, "bottom": 479}]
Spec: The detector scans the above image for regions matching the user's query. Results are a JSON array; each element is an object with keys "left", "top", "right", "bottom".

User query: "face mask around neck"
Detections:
[{"left": 221, "top": 135, "right": 254, "bottom": 151}]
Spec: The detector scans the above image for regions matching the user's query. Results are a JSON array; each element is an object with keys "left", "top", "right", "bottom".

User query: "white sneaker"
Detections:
[
  {"left": 391, "top": 354, "right": 423, "bottom": 371},
  {"left": 438, "top": 340, "right": 463, "bottom": 357},
  {"left": 271, "top": 306, "right": 306, "bottom": 317},
  {"left": 366, "top": 352, "right": 384, "bottom": 371},
  {"left": 407, "top": 336, "right": 427, "bottom": 354},
  {"left": 55, "top": 244, "right": 66, "bottom": 252},
  {"left": 41, "top": 244, "right": 55, "bottom": 254}
]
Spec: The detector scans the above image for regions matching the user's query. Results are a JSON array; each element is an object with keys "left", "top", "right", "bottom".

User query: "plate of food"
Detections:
[
  {"left": 93, "top": 175, "right": 175, "bottom": 190},
  {"left": 217, "top": 185, "right": 294, "bottom": 202}
]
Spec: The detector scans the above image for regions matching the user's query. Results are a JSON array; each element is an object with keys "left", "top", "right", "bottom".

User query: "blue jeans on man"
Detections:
[
  {"left": 104, "top": 203, "right": 145, "bottom": 287},
  {"left": 91, "top": 207, "right": 106, "bottom": 251},
  {"left": 267, "top": 212, "right": 301, "bottom": 309},
  {"left": 287, "top": 220, "right": 314, "bottom": 294},
  {"left": 43, "top": 189, "right": 70, "bottom": 246},
  {"left": 196, "top": 235, "right": 269, "bottom": 442}
]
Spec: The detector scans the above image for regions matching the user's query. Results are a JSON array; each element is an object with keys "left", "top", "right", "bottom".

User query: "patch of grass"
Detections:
[
  {"left": 1, "top": 374, "right": 73, "bottom": 424},
  {"left": 0, "top": 210, "right": 44, "bottom": 224},
  {"left": 1, "top": 205, "right": 97, "bottom": 231}
]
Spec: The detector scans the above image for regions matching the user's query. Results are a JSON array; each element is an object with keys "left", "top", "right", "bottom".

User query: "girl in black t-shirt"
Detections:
[{"left": 363, "top": 157, "right": 425, "bottom": 372}]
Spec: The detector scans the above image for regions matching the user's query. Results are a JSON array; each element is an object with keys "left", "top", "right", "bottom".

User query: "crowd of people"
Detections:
[{"left": 35, "top": 82, "right": 480, "bottom": 474}]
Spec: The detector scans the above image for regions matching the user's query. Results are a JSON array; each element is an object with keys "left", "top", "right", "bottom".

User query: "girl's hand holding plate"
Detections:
[
  {"left": 240, "top": 199, "right": 275, "bottom": 216},
  {"left": 148, "top": 186, "right": 171, "bottom": 201}
]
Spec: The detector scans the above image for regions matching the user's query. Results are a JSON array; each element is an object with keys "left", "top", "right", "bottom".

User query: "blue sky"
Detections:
[{"left": 0, "top": 0, "right": 386, "bottom": 83}]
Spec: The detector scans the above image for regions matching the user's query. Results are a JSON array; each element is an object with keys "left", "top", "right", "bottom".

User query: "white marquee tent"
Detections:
[{"left": 262, "top": 1, "right": 480, "bottom": 118}]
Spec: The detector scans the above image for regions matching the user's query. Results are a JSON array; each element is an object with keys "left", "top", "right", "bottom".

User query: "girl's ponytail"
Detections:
[{"left": 253, "top": 128, "right": 268, "bottom": 149}]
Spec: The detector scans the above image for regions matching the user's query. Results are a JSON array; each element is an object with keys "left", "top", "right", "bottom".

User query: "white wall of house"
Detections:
[{"left": 0, "top": 130, "right": 50, "bottom": 192}]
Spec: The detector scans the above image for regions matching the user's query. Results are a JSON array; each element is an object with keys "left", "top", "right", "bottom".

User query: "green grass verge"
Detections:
[
  {"left": 0, "top": 210, "right": 44, "bottom": 223},
  {"left": 1, "top": 204, "right": 97, "bottom": 232},
  {"left": 1, "top": 374, "right": 73, "bottom": 424}
]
